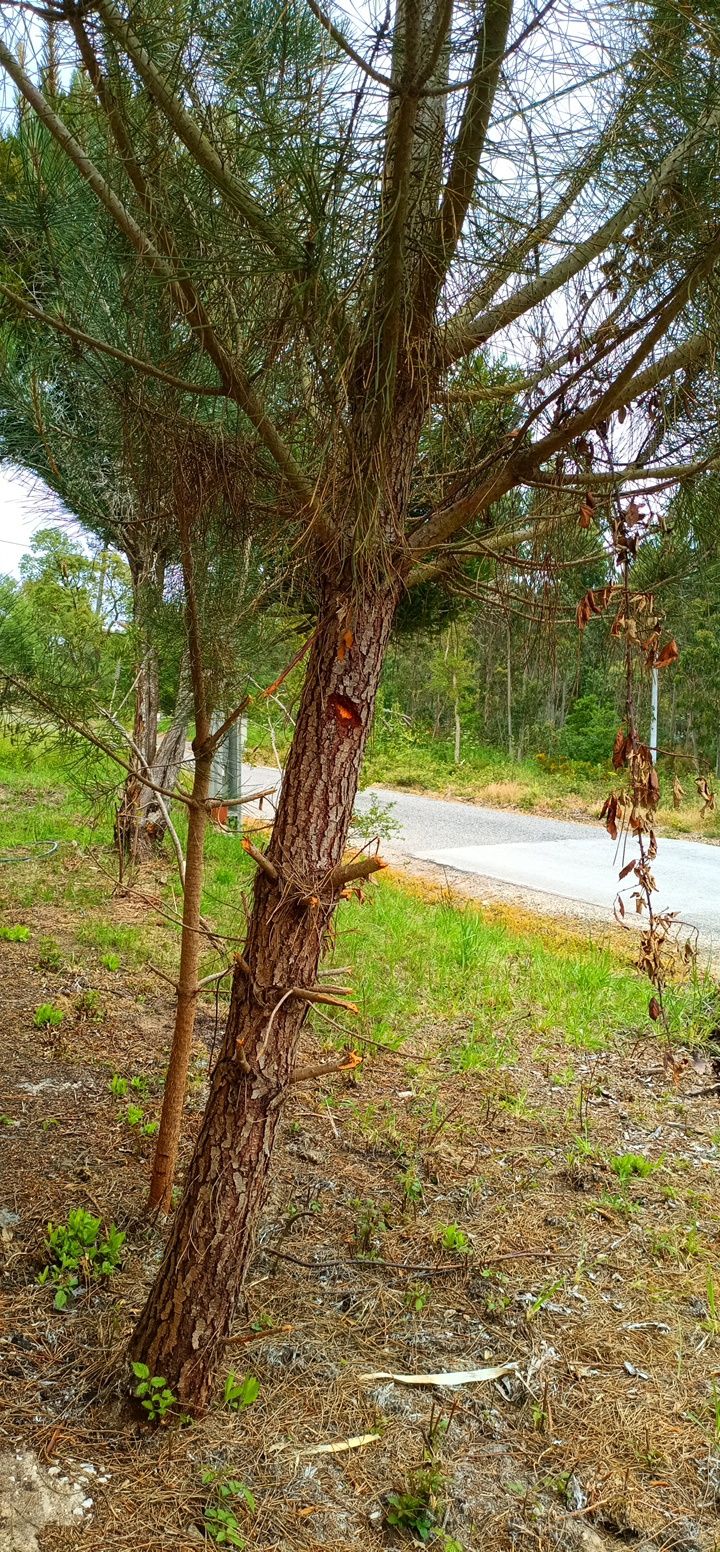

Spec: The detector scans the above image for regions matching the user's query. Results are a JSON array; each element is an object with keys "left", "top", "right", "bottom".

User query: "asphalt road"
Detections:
[{"left": 240, "top": 763, "right": 720, "bottom": 958}]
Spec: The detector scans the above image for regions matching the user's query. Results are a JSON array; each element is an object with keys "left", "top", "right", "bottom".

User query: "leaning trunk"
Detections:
[
  {"left": 147, "top": 744, "right": 212, "bottom": 1213},
  {"left": 131, "top": 584, "right": 397, "bottom": 1409},
  {"left": 136, "top": 665, "right": 193, "bottom": 854}
]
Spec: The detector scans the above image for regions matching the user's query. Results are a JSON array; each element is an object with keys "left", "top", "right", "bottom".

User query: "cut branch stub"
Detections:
[
  {"left": 330, "top": 855, "right": 388, "bottom": 891},
  {"left": 242, "top": 838, "right": 279, "bottom": 882}
]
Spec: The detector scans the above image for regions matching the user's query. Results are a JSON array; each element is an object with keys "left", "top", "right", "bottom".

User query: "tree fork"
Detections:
[{"left": 130, "top": 584, "right": 398, "bottom": 1408}]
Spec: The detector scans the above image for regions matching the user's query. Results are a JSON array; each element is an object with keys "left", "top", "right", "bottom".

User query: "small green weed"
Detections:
[
  {"left": 434, "top": 1222, "right": 472, "bottom": 1256},
  {"left": 400, "top": 1165, "right": 424, "bottom": 1211},
  {"left": 526, "top": 1277, "right": 564, "bottom": 1320},
  {"left": 405, "top": 1281, "right": 431, "bottom": 1314},
  {"left": 76, "top": 989, "right": 104, "bottom": 1021},
  {"left": 37, "top": 936, "right": 64, "bottom": 970},
  {"left": 384, "top": 1469, "right": 444, "bottom": 1544},
  {"left": 351, "top": 793, "right": 402, "bottom": 841},
  {"left": 597, "top": 1191, "right": 635, "bottom": 1218},
  {"left": 101, "top": 952, "right": 122, "bottom": 972},
  {"left": 33, "top": 1003, "right": 65, "bottom": 1029},
  {"left": 351, "top": 1197, "right": 388, "bottom": 1256},
  {"left": 132, "top": 1362, "right": 187, "bottom": 1425},
  {"left": 649, "top": 1224, "right": 702, "bottom": 1262},
  {"left": 611, "top": 1152, "right": 658, "bottom": 1184},
  {"left": 223, "top": 1371, "right": 261, "bottom": 1412},
  {"left": 0, "top": 924, "right": 29, "bottom": 941},
  {"left": 126, "top": 1104, "right": 144, "bottom": 1127},
  {"left": 109, "top": 1074, "right": 128, "bottom": 1098},
  {"left": 202, "top": 1472, "right": 255, "bottom": 1548},
  {"left": 37, "top": 1208, "right": 125, "bottom": 1309},
  {"left": 705, "top": 1274, "right": 720, "bottom": 1336}
]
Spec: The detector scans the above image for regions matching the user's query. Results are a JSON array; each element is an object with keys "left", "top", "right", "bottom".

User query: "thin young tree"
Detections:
[{"left": 2, "top": 0, "right": 720, "bottom": 1406}]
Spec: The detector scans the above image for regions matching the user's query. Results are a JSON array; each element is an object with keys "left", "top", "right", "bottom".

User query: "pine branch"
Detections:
[
  {"left": 0, "top": 39, "right": 316, "bottom": 511},
  {"left": 449, "top": 97, "right": 720, "bottom": 356},
  {"left": 0, "top": 283, "right": 224, "bottom": 396}
]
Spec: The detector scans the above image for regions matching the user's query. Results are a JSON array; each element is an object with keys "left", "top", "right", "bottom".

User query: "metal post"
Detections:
[
  {"left": 209, "top": 711, "right": 225, "bottom": 800},
  {"left": 650, "top": 665, "right": 659, "bottom": 763},
  {"left": 226, "top": 719, "right": 239, "bottom": 831}
]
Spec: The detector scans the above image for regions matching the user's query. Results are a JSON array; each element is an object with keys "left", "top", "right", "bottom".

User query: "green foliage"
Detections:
[
  {"left": 384, "top": 1464, "right": 452, "bottom": 1544},
  {"left": 202, "top": 1472, "right": 256, "bottom": 1548},
  {"left": 37, "top": 937, "right": 65, "bottom": 971},
  {"left": 400, "top": 1165, "right": 424, "bottom": 1210},
  {"left": 558, "top": 695, "right": 618, "bottom": 766},
  {"left": 33, "top": 1002, "right": 64, "bottom": 1029},
  {"left": 109, "top": 1074, "right": 128, "bottom": 1098},
  {"left": 38, "top": 1208, "right": 124, "bottom": 1309},
  {"left": 434, "top": 1222, "right": 472, "bottom": 1256},
  {"left": 0, "top": 529, "right": 132, "bottom": 718},
  {"left": 611, "top": 1152, "right": 658, "bottom": 1183},
  {"left": 405, "top": 1281, "right": 431, "bottom": 1314},
  {"left": 0, "top": 923, "right": 29, "bottom": 941},
  {"left": 101, "top": 952, "right": 122, "bottom": 972},
  {"left": 131, "top": 1362, "right": 187, "bottom": 1424},
  {"left": 351, "top": 792, "right": 402, "bottom": 842},
  {"left": 223, "top": 1371, "right": 261, "bottom": 1412},
  {"left": 75, "top": 989, "right": 104, "bottom": 1021},
  {"left": 351, "top": 1197, "right": 388, "bottom": 1255}
]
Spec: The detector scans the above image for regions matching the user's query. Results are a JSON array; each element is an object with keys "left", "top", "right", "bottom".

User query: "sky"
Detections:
[{"left": 0, "top": 462, "right": 80, "bottom": 576}]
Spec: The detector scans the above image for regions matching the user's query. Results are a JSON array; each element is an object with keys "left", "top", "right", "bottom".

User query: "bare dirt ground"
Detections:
[{"left": 2, "top": 875, "right": 720, "bottom": 1552}]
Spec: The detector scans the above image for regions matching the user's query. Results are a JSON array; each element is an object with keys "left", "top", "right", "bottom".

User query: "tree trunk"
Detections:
[
  {"left": 115, "top": 646, "right": 160, "bottom": 863},
  {"left": 136, "top": 664, "right": 193, "bottom": 853},
  {"left": 147, "top": 744, "right": 212, "bottom": 1213},
  {"left": 506, "top": 623, "right": 513, "bottom": 758},
  {"left": 131, "top": 583, "right": 397, "bottom": 1410},
  {"left": 452, "top": 672, "right": 461, "bottom": 765}
]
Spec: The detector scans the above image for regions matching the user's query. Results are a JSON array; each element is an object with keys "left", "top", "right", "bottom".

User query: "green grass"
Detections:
[
  {"left": 0, "top": 733, "right": 713, "bottom": 1072},
  {"left": 324, "top": 885, "right": 711, "bottom": 1060}
]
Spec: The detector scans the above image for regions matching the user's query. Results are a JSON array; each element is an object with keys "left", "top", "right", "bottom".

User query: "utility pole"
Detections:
[{"left": 650, "top": 665, "right": 659, "bottom": 763}]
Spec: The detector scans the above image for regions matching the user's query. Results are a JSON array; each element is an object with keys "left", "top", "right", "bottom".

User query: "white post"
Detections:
[{"left": 650, "top": 665, "right": 659, "bottom": 763}]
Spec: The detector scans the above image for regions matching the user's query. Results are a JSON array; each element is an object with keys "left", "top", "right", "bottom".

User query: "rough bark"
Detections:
[
  {"left": 115, "top": 644, "right": 160, "bottom": 863},
  {"left": 147, "top": 744, "right": 212, "bottom": 1213},
  {"left": 131, "top": 582, "right": 398, "bottom": 1409},
  {"left": 138, "top": 665, "right": 193, "bottom": 852}
]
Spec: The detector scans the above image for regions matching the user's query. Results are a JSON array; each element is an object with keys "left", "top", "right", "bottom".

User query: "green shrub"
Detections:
[
  {"left": 558, "top": 694, "right": 617, "bottom": 766},
  {"left": 37, "top": 1207, "right": 125, "bottom": 1309}
]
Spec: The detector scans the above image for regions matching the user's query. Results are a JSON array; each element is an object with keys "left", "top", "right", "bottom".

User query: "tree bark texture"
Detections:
[
  {"left": 115, "top": 643, "right": 160, "bottom": 862},
  {"left": 131, "top": 583, "right": 398, "bottom": 1409},
  {"left": 147, "top": 744, "right": 212, "bottom": 1213}
]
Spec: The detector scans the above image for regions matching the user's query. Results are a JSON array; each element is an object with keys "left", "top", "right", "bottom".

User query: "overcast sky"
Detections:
[{"left": 0, "top": 462, "right": 80, "bottom": 576}]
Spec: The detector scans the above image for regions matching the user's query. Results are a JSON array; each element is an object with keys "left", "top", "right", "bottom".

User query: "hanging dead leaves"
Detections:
[
  {"left": 576, "top": 584, "right": 616, "bottom": 631},
  {"left": 578, "top": 490, "right": 596, "bottom": 529}
]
